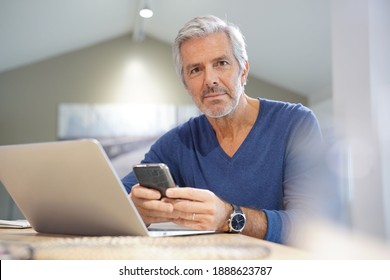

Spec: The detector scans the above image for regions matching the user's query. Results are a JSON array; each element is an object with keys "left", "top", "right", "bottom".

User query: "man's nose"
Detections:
[{"left": 204, "top": 67, "right": 219, "bottom": 87}]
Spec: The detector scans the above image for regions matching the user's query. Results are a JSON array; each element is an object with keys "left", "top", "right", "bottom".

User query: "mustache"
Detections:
[{"left": 202, "top": 85, "right": 228, "bottom": 97}]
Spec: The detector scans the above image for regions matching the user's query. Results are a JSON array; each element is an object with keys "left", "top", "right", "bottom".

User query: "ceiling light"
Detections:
[{"left": 139, "top": 6, "right": 153, "bottom": 18}]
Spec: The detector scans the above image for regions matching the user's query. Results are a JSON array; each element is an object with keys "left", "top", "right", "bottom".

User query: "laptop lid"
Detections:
[{"left": 0, "top": 139, "right": 212, "bottom": 237}]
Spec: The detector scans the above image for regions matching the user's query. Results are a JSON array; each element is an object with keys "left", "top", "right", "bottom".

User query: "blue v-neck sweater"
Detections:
[{"left": 122, "top": 98, "right": 322, "bottom": 244}]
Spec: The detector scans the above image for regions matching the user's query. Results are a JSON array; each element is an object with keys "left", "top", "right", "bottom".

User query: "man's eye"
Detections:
[
  {"left": 217, "top": 61, "right": 229, "bottom": 67},
  {"left": 190, "top": 68, "right": 200, "bottom": 74}
]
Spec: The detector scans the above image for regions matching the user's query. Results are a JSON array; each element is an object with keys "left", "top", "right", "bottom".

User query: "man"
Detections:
[{"left": 122, "top": 15, "right": 322, "bottom": 244}]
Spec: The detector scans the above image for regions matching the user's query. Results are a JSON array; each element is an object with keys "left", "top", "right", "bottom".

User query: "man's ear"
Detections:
[{"left": 241, "top": 60, "right": 249, "bottom": 85}]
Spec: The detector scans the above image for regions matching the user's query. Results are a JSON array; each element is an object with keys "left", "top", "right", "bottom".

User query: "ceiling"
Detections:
[{"left": 0, "top": 0, "right": 332, "bottom": 100}]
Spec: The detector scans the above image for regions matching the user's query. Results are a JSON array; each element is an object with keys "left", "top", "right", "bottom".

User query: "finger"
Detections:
[
  {"left": 131, "top": 184, "right": 162, "bottom": 200},
  {"left": 165, "top": 187, "right": 213, "bottom": 201},
  {"left": 145, "top": 216, "right": 174, "bottom": 225},
  {"left": 140, "top": 209, "right": 179, "bottom": 222},
  {"left": 165, "top": 198, "right": 212, "bottom": 215},
  {"left": 132, "top": 196, "right": 173, "bottom": 213},
  {"left": 139, "top": 210, "right": 176, "bottom": 226},
  {"left": 173, "top": 216, "right": 214, "bottom": 231},
  {"left": 131, "top": 196, "right": 175, "bottom": 226},
  {"left": 179, "top": 211, "right": 207, "bottom": 222}
]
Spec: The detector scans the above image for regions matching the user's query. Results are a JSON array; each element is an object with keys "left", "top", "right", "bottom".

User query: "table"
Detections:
[{"left": 0, "top": 228, "right": 310, "bottom": 260}]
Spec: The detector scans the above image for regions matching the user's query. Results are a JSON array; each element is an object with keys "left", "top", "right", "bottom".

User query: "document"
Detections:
[{"left": 0, "top": 219, "right": 31, "bottom": 228}]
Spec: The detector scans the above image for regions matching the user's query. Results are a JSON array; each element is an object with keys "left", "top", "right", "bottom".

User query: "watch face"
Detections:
[{"left": 231, "top": 213, "right": 246, "bottom": 231}]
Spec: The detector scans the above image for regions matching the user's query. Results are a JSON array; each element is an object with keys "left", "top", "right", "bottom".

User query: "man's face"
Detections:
[{"left": 180, "top": 32, "right": 248, "bottom": 118}]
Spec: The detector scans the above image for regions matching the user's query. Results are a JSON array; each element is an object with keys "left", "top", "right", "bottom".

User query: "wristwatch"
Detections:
[{"left": 228, "top": 204, "right": 246, "bottom": 233}]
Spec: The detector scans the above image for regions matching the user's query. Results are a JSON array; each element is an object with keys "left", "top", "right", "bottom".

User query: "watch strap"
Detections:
[{"left": 232, "top": 203, "right": 243, "bottom": 214}]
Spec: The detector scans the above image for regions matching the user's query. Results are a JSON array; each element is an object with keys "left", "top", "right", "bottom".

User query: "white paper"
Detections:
[{"left": 0, "top": 219, "right": 31, "bottom": 228}]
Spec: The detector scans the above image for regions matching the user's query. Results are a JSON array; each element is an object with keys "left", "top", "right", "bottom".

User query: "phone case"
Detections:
[{"left": 132, "top": 163, "right": 176, "bottom": 197}]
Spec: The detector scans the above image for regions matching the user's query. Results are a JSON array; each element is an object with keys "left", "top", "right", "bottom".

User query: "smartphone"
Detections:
[{"left": 132, "top": 163, "right": 176, "bottom": 197}]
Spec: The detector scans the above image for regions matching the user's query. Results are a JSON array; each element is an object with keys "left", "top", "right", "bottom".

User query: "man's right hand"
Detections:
[{"left": 129, "top": 184, "right": 175, "bottom": 226}]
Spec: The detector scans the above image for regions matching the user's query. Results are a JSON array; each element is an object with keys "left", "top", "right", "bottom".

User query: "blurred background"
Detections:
[{"left": 0, "top": 0, "right": 389, "bottom": 257}]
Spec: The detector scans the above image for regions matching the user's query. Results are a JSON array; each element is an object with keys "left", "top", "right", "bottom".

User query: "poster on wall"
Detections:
[{"left": 57, "top": 103, "right": 199, "bottom": 177}]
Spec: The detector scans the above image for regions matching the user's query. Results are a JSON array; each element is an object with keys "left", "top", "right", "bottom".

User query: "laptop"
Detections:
[{"left": 0, "top": 139, "right": 214, "bottom": 237}]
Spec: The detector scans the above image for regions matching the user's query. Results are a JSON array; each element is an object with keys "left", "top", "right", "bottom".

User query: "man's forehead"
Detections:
[{"left": 180, "top": 32, "right": 234, "bottom": 63}]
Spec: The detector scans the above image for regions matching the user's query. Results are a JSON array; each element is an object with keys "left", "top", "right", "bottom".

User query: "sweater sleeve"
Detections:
[{"left": 265, "top": 108, "right": 323, "bottom": 244}]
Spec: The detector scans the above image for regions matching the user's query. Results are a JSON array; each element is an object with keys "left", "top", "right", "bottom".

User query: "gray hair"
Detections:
[{"left": 173, "top": 15, "right": 248, "bottom": 85}]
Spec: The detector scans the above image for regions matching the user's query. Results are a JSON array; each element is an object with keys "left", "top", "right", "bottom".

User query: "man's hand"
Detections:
[
  {"left": 163, "top": 187, "right": 232, "bottom": 231},
  {"left": 129, "top": 184, "right": 175, "bottom": 226}
]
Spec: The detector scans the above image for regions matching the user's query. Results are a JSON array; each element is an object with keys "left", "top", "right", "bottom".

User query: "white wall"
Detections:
[
  {"left": 311, "top": 0, "right": 390, "bottom": 244},
  {"left": 369, "top": 0, "right": 390, "bottom": 243}
]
